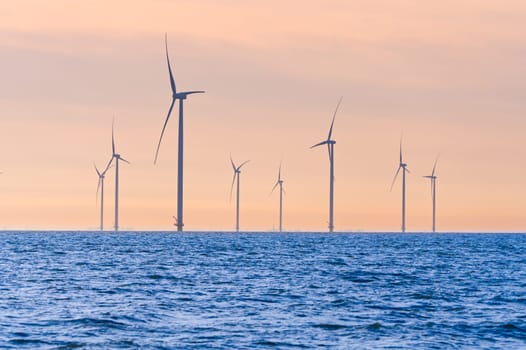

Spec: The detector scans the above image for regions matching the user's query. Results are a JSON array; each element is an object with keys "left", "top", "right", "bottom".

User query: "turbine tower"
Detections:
[
  {"left": 423, "top": 157, "right": 439, "bottom": 232},
  {"left": 311, "top": 97, "right": 343, "bottom": 233},
  {"left": 230, "top": 157, "right": 249, "bottom": 232},
  {"left": 94, "top": 163, "right": 112, "bottom": 231},
  {"left": 271, "top": 164, "right": 285, "bottom": 232},
  {"left": 106, "top": 121, "right": 130, "bottom": 232},
  {"left": 154, "top": 34, "right": 205, "bottom": 232},
  {"left": 390, "top": 139, "right": 410, "bottom": 233}
]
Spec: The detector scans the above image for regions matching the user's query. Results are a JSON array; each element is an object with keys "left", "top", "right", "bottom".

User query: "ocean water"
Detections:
[{"left": 0, "top": 232, "right": 525, "bottom": 349}]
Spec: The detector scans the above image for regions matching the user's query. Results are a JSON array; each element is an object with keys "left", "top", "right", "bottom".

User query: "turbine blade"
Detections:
[
  {"left": 311, "top": 140, "right": 328, "bottom": 149},
  {"left": 238, "top": 160, "right": 250, "bottom": 170},
  {"left": 154, "top": 98, "right": 176, "bottom": 164},
  {"left": 120, "top": 157, "right": 130, "bottom": 164},
  {"left": 102, "top": 163, "right": 113, "bottom": 176},
  {"left": 432, "top": 155, "right": 439, "bottom": 177},
  {"left": 390, "top": 166, "right": 402, "bottom": 191},
  {"left": 405, "top": 167, "right": 411, "bottom": 174},
  {"left": 94, "top": 163, "right": 101, "bottom": 177},
  {"left": 278, "top": 163, "right": 281, "bottom": 182},
  {"left": 105, "top": 157, "right": 114, "bottom": 173},
  {"left": 230, "top": 155, "right": 236, "bottom": 172},
  {"left": 327, "top": 96, "right": 343, "bottom": 140},
  {"left": 111, "top": 117, "right": 115, "bottom": 154},
  {"left": 183, "top": 90, "right": 205, "bottom": 95},
  {"left": 229, "top": 173, "right": 237, "bottom": 202},
  {"left": 96, "top": 178, "right": 102, "bottom": 204},
  {"left": 270, "top": 181, "right": 279, "bottom": 196},
  {"left": 165, "top": 33, "right": 177, "bottom": 94},
  {"left": 399, "top": 138, "right": 403, "bottom": 164}
]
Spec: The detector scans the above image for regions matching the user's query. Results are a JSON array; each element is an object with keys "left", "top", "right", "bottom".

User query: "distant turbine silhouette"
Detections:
[
  {"left": 106, "top": 120, "right": 130, "bottom": 232},
  {"left": 423, "top": 157, "right": 439, "bottom": 232},
  {"left": 154, "top": 33, "right": 205, "bottom": 232},
  {"left": 94, "top": 163, "right": 112, "bottom": 231},
  {"left": 311, "top": 97, "right": 343, "bottom": 233},
  {"left": 270, "top": 163, "right": 285, "bottom": 232},
  {"left": 390, "top": 138, "right": 410, "bottom": 233},
  {"left": 230, "top": 157, "right": 249, "bottom": 232}
]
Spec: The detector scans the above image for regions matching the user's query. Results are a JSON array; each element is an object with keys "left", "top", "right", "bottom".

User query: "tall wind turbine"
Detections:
[
  {"left": 230, "top": 157, "right": 249, "bottom": 232},
  {"left": 390, "top": 139, "right": 410, "bottom": 233},
  {"left": 154, "top": 34, "right": 205, "bottom": 232},
  {"left": 271, "top": 164, "right": 285, "bottom": 232},
  {"left": 94, "top": 163, "right": 112, "bottom": 231},
  {"left": 106, "top": 121, "right": 130, "bottom": 232},
  {"left": 311, "top": 97, "right": 343, "bottom": 233},
  {"left": 423, "top": 157, "right": 439, "bottom": 232}
]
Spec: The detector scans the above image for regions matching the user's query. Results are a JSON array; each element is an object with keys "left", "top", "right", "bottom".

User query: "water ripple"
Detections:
[{"left": 0, "top": 232, "right": 525, "bottom": 348}]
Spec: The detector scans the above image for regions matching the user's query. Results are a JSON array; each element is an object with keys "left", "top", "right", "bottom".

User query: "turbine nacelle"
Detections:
[
  {"left": 424, "top": 157, "right": 439, "bottom": 181},
  {"left": 271, "top": 179, "right": 284, "bottom": 193},
  {"left": 94, "top": 164, "right": 105, "bottom": 179},
  {"left": 110, "top": 153, "right": 130, "bottom": 165},
  {"left": 174, "top": 91, "right": 205, "bottom": 100},
  {"left": 311, "top": 139, "right": 336, "bottom": 149}
]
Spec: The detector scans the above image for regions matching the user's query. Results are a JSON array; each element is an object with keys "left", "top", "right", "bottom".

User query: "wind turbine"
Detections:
[
  {"left": 423, "top": 157, "right": 439, "bottom": 232},
  {"left": 106, "top": 121, "right": 130, "bottom": 232},
  {"left": 154, "top": 34, "right": 205, "bottom": 232},
  {"left": 390, "top": 138, "right": 410, "bottom": 233},
  {"left": 311, "top": 97, "right": 343, "bottom": 233},
  {"left": 94, "top": 163, "right": 112, "bottom": 231},
  {"left": 230, "top": 157, "right": 249, "bottom": 232},
  {"left": 270, "top": 164, "right": 285, "bottom": 232}
]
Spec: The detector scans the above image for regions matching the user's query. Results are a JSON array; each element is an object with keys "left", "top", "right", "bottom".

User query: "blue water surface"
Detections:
[{"left": 0, "top": 232, "right": 525, "bottom": 349}]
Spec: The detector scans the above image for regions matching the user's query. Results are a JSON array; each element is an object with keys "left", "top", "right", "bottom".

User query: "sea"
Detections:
[{"left": 0, "top": 231, "right": 525, "bottom": 349}]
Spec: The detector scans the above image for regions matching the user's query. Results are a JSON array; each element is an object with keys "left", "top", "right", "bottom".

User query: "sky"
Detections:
[{"left": 0, "top": 0, "right": 525, "bottom": 231}]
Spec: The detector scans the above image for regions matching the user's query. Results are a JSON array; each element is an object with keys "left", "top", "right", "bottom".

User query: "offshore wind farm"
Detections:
[{"left": 1, "top": 1, "right": 526, "bottom": 348}]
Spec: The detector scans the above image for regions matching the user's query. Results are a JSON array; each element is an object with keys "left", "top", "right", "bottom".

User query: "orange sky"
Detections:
[{"left": 0, "top": 0, "right": 525, "bottom": 231}]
